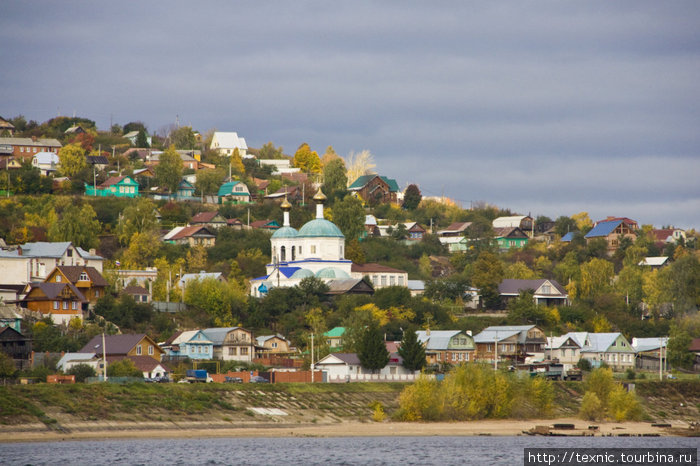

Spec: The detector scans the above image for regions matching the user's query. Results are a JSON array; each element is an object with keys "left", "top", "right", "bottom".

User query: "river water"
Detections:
[{"left": 1, "top": 435, "right": 697, "bottom": 465}]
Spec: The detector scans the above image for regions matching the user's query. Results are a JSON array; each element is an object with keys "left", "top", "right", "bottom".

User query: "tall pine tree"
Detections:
[
  {"left": 398, "top": 327, "right": 426, "bottom": 372},
  {"left": 357, "top": 322, "right": 390, "bottom": 373}
]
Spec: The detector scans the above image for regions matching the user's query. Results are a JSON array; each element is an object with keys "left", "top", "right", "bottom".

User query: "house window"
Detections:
[
  {"left": 372, "top": 275, "right": 378, "bottom": 284},
  {"left": 340, "top": 246, "right": 343, "bottom": 257},
  {"left": 95, "top": 290, "right": 100, "bottom": 297},
  {"left": 79, "top": 272, "right": 88, "bottom": 281},
  {"left": 487, "top": 344, "right": 493, "bottom": 352},
  {"left": 136, "top": 345, "right": 142, "bottom": 355},
  {"left": 398, "top": 276, "right": 404, "bottom": 286},
  {"left": 240, "top": 347, "right": 248, "bottom": 355},
  {"left": 63, "top": 301, "right": 68, "bottom": 310},
  {"left": 72, "top": 301, "right": 78, "bottom": 310},
  {"left": 436, "top": 353, "right": 441, "bottom": 361},
  {"left": 272, "top": 342, "right": 278, "bottom": 348},
  {"left": 298, "top": 246, "right": 302, "bottom": 255},
  {"left": 53, "top": 301, "right": 59, "bottom": 310},
  {"left": 148, "top": 345, "right": 154, "bottom": 355},
  {"left": 381, "top": 275, "right": 387, "bottom": 286},
  {"left": 55, "top": 275, "right": 62, "bottom": 282},
  {"left": 291, "top": 246, "right": 295, "bottom": 261},
  {"left": 229, "top": 347, "right": 237, "bottom": 356},
  {"left": 390, "top": 276, "right": 395, "bottom": 286}
]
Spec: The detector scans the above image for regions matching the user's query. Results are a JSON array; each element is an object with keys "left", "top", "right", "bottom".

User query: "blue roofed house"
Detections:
[
  {"left": 568, "top": 332, "right": 636, "bottom": 371},
  {"left": 416, "top": 330, "right": 475, "bottom": 366},
  {"left": 584, "top": 217, "right": 638, "bottom": 255},
  {"left": 218, "top": 181, "right": 251, "bottom": 204},
  {"left": 348, "top": 175, "right": 400, "bottom": 205},
  {"left": 161, "top": 330, "right": 213, "bottom": 360}
]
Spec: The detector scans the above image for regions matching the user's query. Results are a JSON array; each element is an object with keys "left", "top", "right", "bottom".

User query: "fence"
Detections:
[
  {"left": 152, "top": 302, "right": 186, "bottom": 313},
  {"left": 326, "top": 373, "right": 425, "bottom": 383}
]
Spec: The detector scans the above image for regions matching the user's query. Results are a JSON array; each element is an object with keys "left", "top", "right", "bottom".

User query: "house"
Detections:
[
  {"left": 85, "top": 175, "right": 139, "bottom": 198},
  {"left": 86, "top": 155, "right": 109, "bottom": 171},
  {"left": 173, "top": 179, "right": 196, "bottom": 201},
  {"left": 0, "top": 326, "right": 32, "bottom": 369},
  {"left": 203, "top": 327, "right": 255, "bottom": 362},
  {"left": 255, "top": 334, "right": 293, "bottom": 357},
  {"left": 258, "top": 159, "right": 300, "bottom": 175},
  {"left": 416, "top": 330, "right": 475, "bottom": 366},
  {"left": 0, "top": 241, "right": 104, "bottom": 285},
  {"left": 227, "top": 218, "right": 247, "bottom": 230},
  {"left": 161, "top": 330, "right": 213, "bottom": 360},
  {"left": 407, "top": 280, "right": 425, "bottom": 297},
  {"left": 0, "top": 137, "right": 62, "bottom": 161},
  {"left": 325, "top": 278, "right": 375, "bottom": 295},
  {"left": 0, "top": 116, "right": 16, "bottom": 135},
  {"left": 264, "top": 185, "right": 303, "bottom": 203},
  {"left": 249, "top": 219, "right": 280, "bottom": 232},
  {"left": 162, "top": 225, "right": 216, "bottom": 247},
  {"left": 210, "top": 132, "right": 248, "bottom": 157},
  {"left": 64, "top": 125, "right": 86, "bottom": 135},
  {"left": 348, "top": 175, "right": 400, "bottom": 205},
  {"left": 570, "top": 332, "right": 636, "bottom": 371},
  {"left": 560, "top": 232, "right": 578, "bottom": 243},
  {"left": 45, "top": 265, "right": 108, "bottom": 307},
  {"left": 631, "top": 337, "right": 668, "bottom": 372},
  {"left": 123, "top": 130, "right": 152, "bottom": 147},
  {"left": 544, "top": 335, "right": 582, "bottom": 367},
  {"left": 0, "top": 305, "right": 23, "bottom": 332},
  {"left": 651, "top": 228, "right": 686, "bottom": 248},
  {"left": 324, "top": 327, "right": 345, "bottom": 351},
  {"left": 474, "top": 325, "right": 546, "bottom": 365},
  {"left": 178, "top": 272, "right": 226, "bottom": 289},
  {"left": 145, "top": 151, "right": 199, "bottom": 171},
  {"left": 31, "top": 152, "right": 60, "bottom": 176},
  {"left": 351, "top": 263, "right": 408, "bottom": 289},
  {"left": 21, "top": 282, "right": 87, "bottom": 325},
  {"left": 364, "top": 215, "right": 380, "bottom": 238},
  {"left": 121, "top": 285, "right": 151, "bottom": 303},
  {"left": 112, "top": 355, "right": 169, "bottom": 379},
  {"left": 498, "top": 279, "right": 569, "bottom": 307},
  {"left": 217, "top": 181, "right": 251, "bottom": 204},
  {"left": 493, "top": 227, "right": 529, "bottom": 250},
  {"left": 56, "top": 352, "right": 101, "bottom": 373},
  {"left": 437, "top": 221, "right": 472, "bottom": 237},
  {"left": 493, "top": 216, "right": 534, "bottom": 237},
  {"left": 79, "top": 333, "right": 164, "bottom": 362},
  {"left": 315, "top": 352, "right": 414, "bottom": 381},
  {"left": 439, "top": 236, "right": 470, "bottom": 253},
  {"left": 378, "top": 222, "right": 426, "bottom": 241},
  {"left": 690, "top": 339, "right": 700, "bottom": 372},
  {"left": 190, "top": 211, "right": 228, "bottom": 229},
  {"left": 638, "top": 257, "right": 670, "bottom": 269},
  {"left": 584, "top": 217, "right": 638, "bottom": 254}
]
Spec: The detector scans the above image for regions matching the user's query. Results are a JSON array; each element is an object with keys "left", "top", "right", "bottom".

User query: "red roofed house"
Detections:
[
  {"left": 162, "top": 225, "right": 216, "bottom": 247},
  {"left": 651, "top": 228, "right": 686, "bottom": 248},
  {"left": 351, "top": 263, "right": 408, "bottom": 289},
  {"left": 190, "top": 211, "right": 228, "bottom": 229}
]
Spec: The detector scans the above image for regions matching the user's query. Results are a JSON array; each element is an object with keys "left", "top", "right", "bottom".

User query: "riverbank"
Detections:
[{"left": 1, "top": 417, "right": 695, "bottom": 443}]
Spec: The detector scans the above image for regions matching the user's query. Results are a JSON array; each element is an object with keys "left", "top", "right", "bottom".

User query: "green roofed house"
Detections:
[
  {"left": 85, "top": 175, "right": 139, "bottom": 198},
  {"left": 324, "top": 327, "right": 345, "bottom": 351},
  {"left": 348, "top": 174, "right": 400, "bottom": 205},
  {"left": 218, "top": 180, "right": 251, "bottom": 204}
]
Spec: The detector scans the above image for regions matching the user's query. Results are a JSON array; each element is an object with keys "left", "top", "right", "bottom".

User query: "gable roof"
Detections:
[
  {"left": 416, "top": 330, "right": 463, "bottom": 350},
  {"left": 33, "top": 151, "right": 59, "bottom": 165},
  {"left": 211, "top": 132, "right": 248, "bottom": 150},
  {"left": 190, "top": 211, "right": 225, "bottom": 224},
  {"left": 348, "top": 175, "right": 400, "bottom": 192},
  {"left": 560, "top": 232, "right": 577, "bottom": 242},
  {"left": 317, "top": 353, "right": 361, "bottom": 365},
  {"left": 325, "top": 278, "right": 374, "bottom": 295},
  {"left": 584, "top": 219, "right": 624, "bottom": 238},
  {"left": 202, "top": 327, "right": 250, "bottom": 345},
  {"left": 218, "top": 181, "right": 249, "bottom": 197},
  {"left": 324, "top": 327, "right": 345, "bottom": 338},
  {"left": 79, "top": 334, "right": 154, "bottom": 355},
  {"left": 638, "top": 257, "right": 669, "bottom": 267},
  {"left": 493, "top": 216, "right": 531, "bottom": 229},
  {"left": 498, "top": 279, "right": 567, "bottom": 296},
  {"left": 163, "top": 225, "right": 216, "bottom": 240},
  {"left": 493, "top": 227, "right": 528, "bottom": 239},
  {"left": 54, "top": 266, "right": 108, "bottom": 287},
  {"left": 473, "top": 325, "right": 538, "bottom": 344},
  {"left": 99, "top": 176, "right": 135, "bottom": 188},
  {"left": 565, "top": 332, "right": 631, "bottom": 353},
  {"left": 25, "top": 282, "right": 87, "bottom": 302}
]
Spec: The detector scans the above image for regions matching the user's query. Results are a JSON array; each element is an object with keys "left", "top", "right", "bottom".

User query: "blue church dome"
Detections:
[
  {"left": 298, "top": 219, "right": 344, "bottom": 238},
  {"left": 291, "top": 269, "right": 315, "bottom": 279},
  {"left": 271, "top": 226, "right": 298, "bottom": 239}
]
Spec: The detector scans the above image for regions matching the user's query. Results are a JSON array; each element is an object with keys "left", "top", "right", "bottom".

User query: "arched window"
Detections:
[
  {"left": 280, "top": 246, "right": 286, "bottom": 261},
  {"left": 272, "top": 247, "right": 276, "bottom": 262},
  {"left": 291, "top": 246, "right": 296, "bottom": 260}
]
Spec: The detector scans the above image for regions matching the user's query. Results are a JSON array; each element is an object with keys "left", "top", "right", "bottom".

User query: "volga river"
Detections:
[{"left": 1, "top": 435, "right": 697, "bottom": 465}]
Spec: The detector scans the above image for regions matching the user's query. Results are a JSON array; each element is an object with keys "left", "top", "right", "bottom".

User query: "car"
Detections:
[
  {"left": 225, "top": 376, "right": 243, "bottom": 383},
  {"left": 249, "top": 375, "right": 269, "bottom": 383}
]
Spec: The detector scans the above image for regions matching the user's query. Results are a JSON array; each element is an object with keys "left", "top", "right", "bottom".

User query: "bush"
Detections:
[
  {"left": 577, "top": 359, "right": 592, "bottom": 371},
  {"left": 397, "top": 374, "right": 442, "bottom": 421},
  {"left": 579, "top": 367, "right": 642, "bottom": 421},
  {"left": 67, "top": 363, "right": 97, "bottom": 383},
  {"left": 625, "top": 368, "right": 636, "bottom": 380},
  {"left": 579, "top": 392, "right": 604, "bottom": 421},
  {"left": 607, "top": 385, "right": 642, "bottom": 422}
]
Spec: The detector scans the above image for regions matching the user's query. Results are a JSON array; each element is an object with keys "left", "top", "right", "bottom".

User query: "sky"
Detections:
[{"left": 2, "top": 1, "right": 699, "bottom": 229}]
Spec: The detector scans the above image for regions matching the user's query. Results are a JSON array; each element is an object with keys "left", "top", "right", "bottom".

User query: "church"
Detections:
[{"left": 250, "top": 189, "right": 407, "bottom": 297}]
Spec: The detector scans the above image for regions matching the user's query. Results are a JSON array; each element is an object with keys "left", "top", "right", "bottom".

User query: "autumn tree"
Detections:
[
  {"left": 48, "top": 203, "right": 101, "bottom": 250},
  {"left": 115, "top": 197, "right": 159, "bottom": 246},
  {"left": 169, "top": 126, "right": 196, "bottom": 149},
  {"left": 293, "top": 143, "right": 321, "bottom": 173},
  {"left": 322, "top": 157, "right": 348, "bottom": 201},
  {"left": 195, "top": 168, "right": 226, "bottom": 196},
  {"left": 470, "top": 251, "right": 504, "bottom": 309},
  {"left": 184, "top": 277, "right": 248, "bottom": 326},
  {"left": 58, "top": 143, "right": 87, "bottom": 177},
  {"left": 230, "top": 147, "right": 245, "bottom": 175},
  {"left": 345, "top": 150, "right": 376, "bottom": 185},
  {"left": 259, "top": 141, "right": 284, "bottom": 159},
  {"left": 402, "top": 184, "right": 422, "bottom": 210},
  {"left": 575, "top": 258, "right": 614, "bottom": 301},
  {"left": 321, "top": 145, "right": 341, "bottom": 166},
  {"left": 121, "top": 231, "right": 161, "bottom": 269},
  {"left": 155, "top": 145, "right": 183, "bottom": 194}
]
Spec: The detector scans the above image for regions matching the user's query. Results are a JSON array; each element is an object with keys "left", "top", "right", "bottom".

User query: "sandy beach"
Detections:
[{"left": 1, "top": 418, "right": 692, "bottom": 443}]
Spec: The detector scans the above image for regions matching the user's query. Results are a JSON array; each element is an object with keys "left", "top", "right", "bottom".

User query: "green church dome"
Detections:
[
  {"left": 271, "top": 226, "right": 298, "bottom": 239},
  {"left": 315, "top": 267, "right": 350, "bottom": 279},
  {"left": 297, "top": 219, "right": 344, "bottom": 238},
  {"left": 291, "top": 269, "right": 315, "bottom": 279}
]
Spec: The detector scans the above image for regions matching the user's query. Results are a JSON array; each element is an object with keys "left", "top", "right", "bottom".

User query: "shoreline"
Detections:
[{"left": 1, "top": 418, "right": 692, "bottom": 443}]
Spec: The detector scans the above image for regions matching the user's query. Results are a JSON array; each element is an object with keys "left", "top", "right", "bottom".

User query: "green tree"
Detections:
[
  {"left": 58, "top": 143, "right": 87, "bottom": 177},
  {"left": 470, "top": 251, "right": 504, "bottom": 309},
  {"left": 259, "top": 141, "right": 284, "bottom": 159},
  {"left": 576, "top": 258, "right": 614, "bottom": 301},
  {"left": 135, "top": 129, "right": 149, "bottom": 148},
  {"left": 123, "top": 121, "right": 147, "bottom": 134},
  {"left": 329, "top": 194, "right": 364, "bottom": 241},
  {"left": 554, "top": 215, "right": 577, "bottom": 236},
  {"left": 121, "top": 231, "right": 161, "bottom": 268},
  {"left": 184, "top": 277, "right": 248, "bottom": 326},
  {"left": 115, "top": 197, "right": 159, "bottom": 246},
  {"left": 293, "top": 143, "right": 321, "bottom": 173},
  {"left": 357, "top": 322, "right": 390, "bottom": 372},
  {"left": 48, "top": 203, "right": 101, "bottom": 250},
  {"left": 155, "top": 145, "right": 183, "bottom": 194},
  {"left": 107, "top": 359, "right": 143, "bottom": 378},
  {"left": 322, "top": 157, "right": 348, "bottom": 201},
  {"left": 170, "top": 126, "right": 196, "bottom": 149},
  {"left": 195, "top": 168, "right": 226, "bottom": 196},
  {"left": 666, "top": 325, "right": 694, "bottom": 369},
  {"left": 0, "top": 352, "right": 16, "bottom": 378},
  {"left": 67, "top": 363, "right": 97, "bottom": 382},
  {"left": 402, "top": 184, "right": 422, "bottom": 210},
  {"left": 398, "top": 328, "right": 426, "bottom": 372}
]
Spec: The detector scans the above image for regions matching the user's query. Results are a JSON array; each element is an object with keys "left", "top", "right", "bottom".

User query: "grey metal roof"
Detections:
[
  {"left": 632, "top": 337, "right": 667, "bottom": 352},
  {"left": 317, "top": 353, "right": 361, "bottom": 365},
  {"left": 473, "top": 325, "right": 535, "bottom": 344},
  {"left": 416, "top": 330, "right": 461, "bottom": 350},
  {"left": 201, "top": 327, "right": 242, "bottom": 345},
  {"left": 498, "top": 279, "right": 567, "bottom": 296}
]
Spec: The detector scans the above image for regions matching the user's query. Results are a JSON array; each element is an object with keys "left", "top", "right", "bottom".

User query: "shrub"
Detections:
[
  {"left": 607, "top": 385, "right": 642, "bottom": 422},
  {"left": 625, "top": 368, "right": 636, "bottom": 380},
  {"left": 67, "top": 363, "right": 97, "bottom": 383},
  {"left": 577, "top": 359, "right": 592, "bottom": 371},
  {"left": 579, "top": 392, "right": 604, "bottom": 421},
  {"left": 397, "top": 374, "right": 442, "bottom": 421}
]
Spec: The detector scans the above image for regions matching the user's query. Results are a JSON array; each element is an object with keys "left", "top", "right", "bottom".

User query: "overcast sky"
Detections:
[{"left": 2, "top": 1, "right": 699, "bottom": 229}]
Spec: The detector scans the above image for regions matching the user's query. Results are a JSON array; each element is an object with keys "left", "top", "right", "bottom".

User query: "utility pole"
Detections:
[
  {"left": 311, "top": 333, "right": 315, "bottom": 383},
  {"left": 102, "top": 333, "right": 108, "bottom": 382},
  {"left": 494, "top": 334, "right": 498, "bottom": 371}
]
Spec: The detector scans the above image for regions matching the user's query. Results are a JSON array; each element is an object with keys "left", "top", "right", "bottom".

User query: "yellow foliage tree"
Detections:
[{"left": 572, "top": 212, "right": 593, "bottom": 231}]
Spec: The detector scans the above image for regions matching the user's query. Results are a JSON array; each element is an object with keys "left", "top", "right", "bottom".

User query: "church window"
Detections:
[
  {"left": 310, "top": 245, "right": 316, "bottom": 254},
  {"left": 292, "top": 246, "right": 295, "bottom": 260},
  {"left": 280, "top": 246, "right": 286, "bottom": 261}
]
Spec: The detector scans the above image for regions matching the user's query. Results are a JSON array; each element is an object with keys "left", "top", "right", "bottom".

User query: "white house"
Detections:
[
  {"left": 258, "top": 159, "right": 300, "bottom": 174},
  {"left": 544, "top": 335, "right": 582, "bottom": 368},
  {"left": 315, "top": 352, "right": 415, "bottom": 382},
  {"left": 210, "top": 132, "right": 248, "bottom": 157},
  {"left": 202, "top": 327, "right": 255, "bottom": 362},
  {"left": 569, "top": 332, "right": 636, "bottom": 371},
  {"left": 56, "top": 352, "right": 101, "bottom": 373},
  {"left": 31, "top": 152, "right": 60, "bottom": 176}
]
